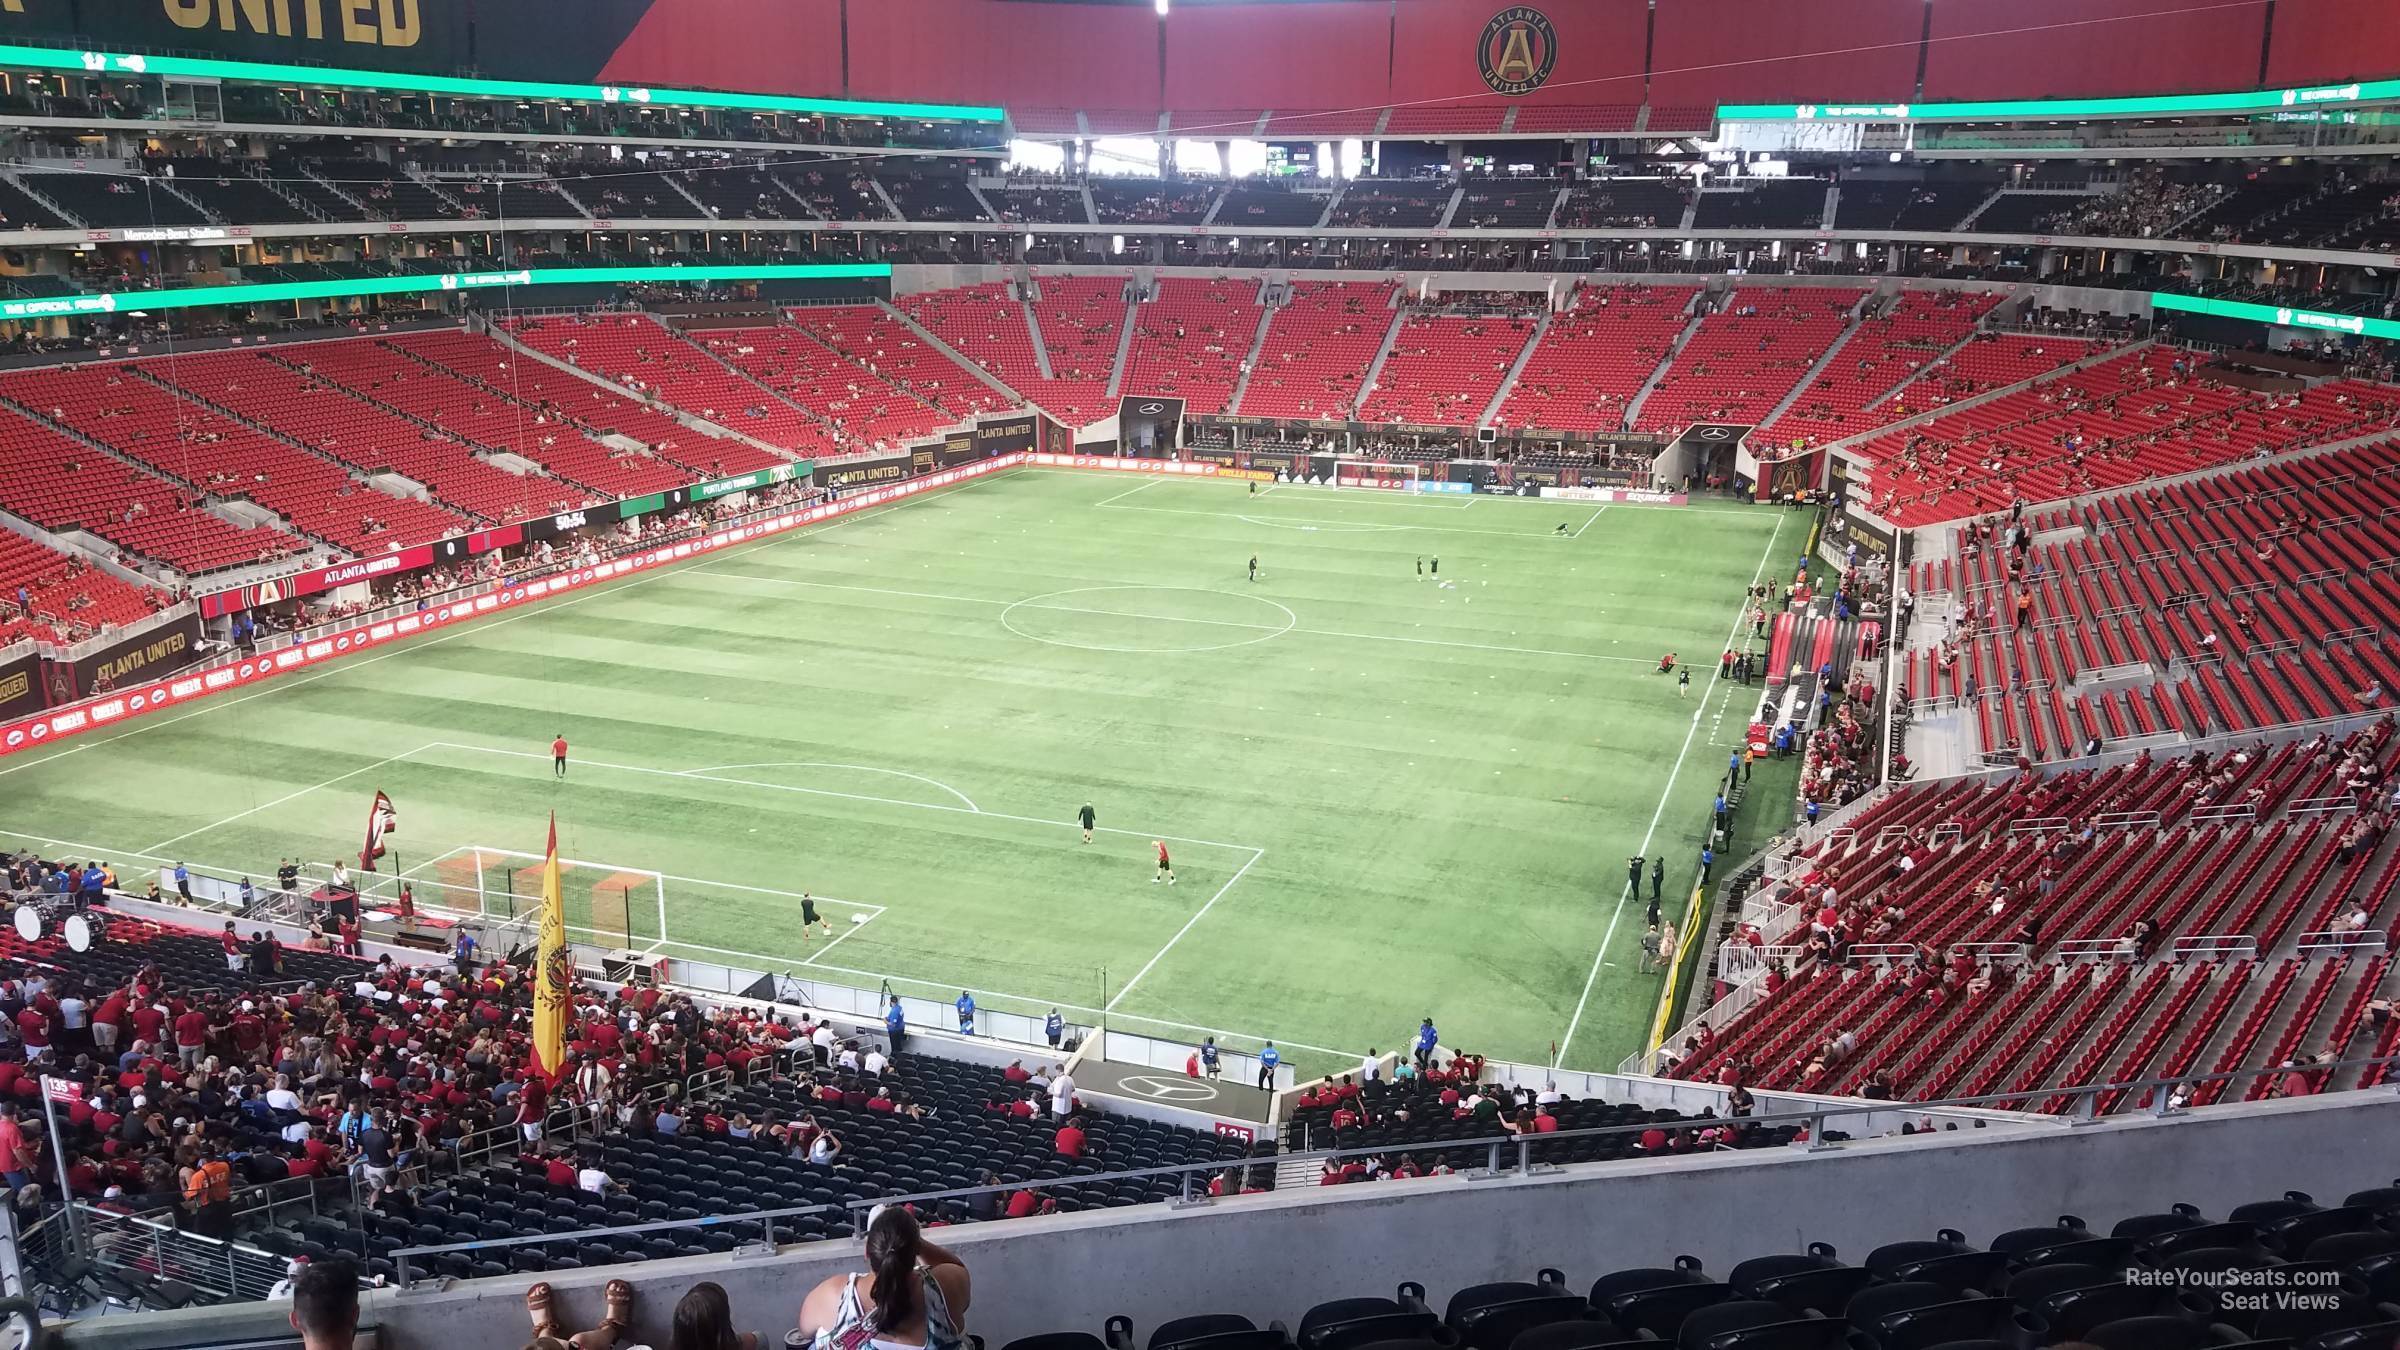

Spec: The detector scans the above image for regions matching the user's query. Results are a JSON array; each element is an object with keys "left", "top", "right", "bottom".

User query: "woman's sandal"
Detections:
[
  {"left": 526, "top": 1282, "right": 562, "bottom": 1343},
  {"left": 599, "top": 1279, "right": 635, "bottom": 1335}
]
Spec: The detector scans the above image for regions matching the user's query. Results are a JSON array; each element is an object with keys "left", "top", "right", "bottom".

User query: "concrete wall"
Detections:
[{"left": 60, "top": 1090, "right": 2400, "bottom": 1350}]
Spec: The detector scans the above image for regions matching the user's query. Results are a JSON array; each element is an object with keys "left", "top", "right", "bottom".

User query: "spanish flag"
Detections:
[{"left": 531, "top": 813, "right": 569, "bottom": 1078}]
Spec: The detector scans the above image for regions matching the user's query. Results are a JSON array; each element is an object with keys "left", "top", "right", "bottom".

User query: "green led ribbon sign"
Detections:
[
  {"left": 0, "top": 262, "right": 892, "bottom": 321},
  {"left": 1720, "top": 78, "right": 2400, "bottom": 124},
  {"left": 0, "top": 42, "right": 1003, "bottom": 123},
  {"left": 2148, "top": 291, "right": 2400, "bottom": 340}
]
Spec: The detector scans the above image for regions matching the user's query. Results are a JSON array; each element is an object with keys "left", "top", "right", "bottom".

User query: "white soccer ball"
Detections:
[{"left": 850, "top": 913, "right": 868, "bottom": 925}]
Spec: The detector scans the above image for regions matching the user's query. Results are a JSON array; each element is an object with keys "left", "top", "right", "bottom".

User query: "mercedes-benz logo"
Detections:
[
  {"left": 1696, "top": 427, "right": 1735, "bottom": 440},
  {"left": 1115, "top": 1074, "right": 1221, "bottom": 1102},
  {"left": 1136, "top": 402, "right": 1167, "bottom": 415}
]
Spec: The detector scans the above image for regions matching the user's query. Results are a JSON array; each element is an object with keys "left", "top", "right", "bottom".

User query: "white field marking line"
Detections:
[
  {"left": 1100, "top": 502, "right": 1541, "bottom": 537},
  {"left": 0, "top": 821, "right": 1362, "bottom": 1062},
  {"left": 682, "top": 762, "right": 980, "bottom": 813},
  {"left": 1555, "top": 509, "right": 1789, "bottom": 1067},
  {"left": 423, "top": 741, "right": 1267, "bottom": 855},
  {"left": 691, "top": 568, "right": 1659, "bottom": 666},
  {"left": 401, "top": 842, "right": 887, "bottom": 916},
  {"left": 1237, "top": 516, "right": 1410, "bottom": 534},
  {"left": 140, "top": 742, "right": 444, "bottom": 855},
  {"left": 1570, "top": 506, "right": 1608, "bottom": 539},
  {"left": 0, "top": 473, "right": 1022, "bottom": 777},
  {"left": 1092, "top": 477, "right": 1167, "bottom": 508},
  {"left": 0, "top": 742, "right": 87, "bottom": 780},
  {"left": 1103, "top": 845, "right": 1265, "bottom": 1014},
  {"left": 799, "top": 908, "right": 880, "bottom": 966}
]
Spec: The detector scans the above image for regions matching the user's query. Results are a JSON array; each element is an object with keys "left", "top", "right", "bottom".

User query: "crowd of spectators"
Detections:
[{"left": 2033, "top": 170, "right": 2223, "bottom": 239}]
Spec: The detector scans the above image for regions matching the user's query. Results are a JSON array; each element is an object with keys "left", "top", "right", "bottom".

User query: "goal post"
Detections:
[
  {"left": 1331, "top": 460, "right": 1427, "bottom": 491},
  {"left": 404, "top": 845, "right": 666, "bottom": 950}
]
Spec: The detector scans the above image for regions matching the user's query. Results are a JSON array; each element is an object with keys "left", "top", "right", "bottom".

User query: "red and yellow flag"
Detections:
[{"left": 531, "top": 813, "right": 570, "bottom": 1078}]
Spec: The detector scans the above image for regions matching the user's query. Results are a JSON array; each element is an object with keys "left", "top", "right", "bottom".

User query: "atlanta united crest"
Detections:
[{"left": 1478, "top": 7, "right": 1557, "bottom": 96}]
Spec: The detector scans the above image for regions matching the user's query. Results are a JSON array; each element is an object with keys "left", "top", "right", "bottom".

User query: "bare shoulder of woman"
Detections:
[{"left": 933, "top": 1262, "right": 972, "bottom": 1318}]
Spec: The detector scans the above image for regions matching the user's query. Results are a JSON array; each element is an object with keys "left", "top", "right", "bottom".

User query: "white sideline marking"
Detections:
[
  {"left": 1093, "top": 477, "right": 1166, "bottom": 508},
  {"left": 683, "top": 762, "right": 981, "bottom": 813},
  {"left": 691, "top": 568, "right": 1658, "bottom": 666},
  {"left": 1104, "top": 845, "right": 1266, "bottom": 1013},
  {"left": 141, "top": 743, "right": 444, "bottom": 854},
  {"left": 1101, "top": 502, "right": 1538, "bottom": 537},
  {"left": 425, "top": 741, "right": 1267, "bottom": 854},
  {"left": 1554, "top": 510, "right": 1788, "bottom": 1068},
  {"left": 1570, "top": 506, "right": 1608, "bottom": 539},
  {"left": 0, "top": 472, "right": 1021, "bottom": 777}
]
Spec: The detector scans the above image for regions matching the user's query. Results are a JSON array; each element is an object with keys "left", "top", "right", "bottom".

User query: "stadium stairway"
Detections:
[
  {"left": 876, "top": 298, "right": 1031, "bottom": 408},
  {"left": 1755, "top": 299, "right": 1873, "bottom": 429},
  {"left": 486, "top": 318, "right": 802, "bottom": 461},
  {"left": 1476, "top": 308, "right": 1553, "bottom": 428},
  {"left": 1350, "top": 306, "right": 1410, "bottom": 418},
  {"left": 1619, "top": 308, "right": 1705, "bottom": 429},
  {"left": 1106, "top": 286, "right": 1140, "bottom": 399}
]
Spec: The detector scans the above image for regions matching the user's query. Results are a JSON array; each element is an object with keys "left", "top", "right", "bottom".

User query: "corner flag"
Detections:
[
  {"left": 358, "top": 791, "right": 396, "bottom": 871},
  {"left": 531, "top": 813, "right": 570, "bottom": 1078}
]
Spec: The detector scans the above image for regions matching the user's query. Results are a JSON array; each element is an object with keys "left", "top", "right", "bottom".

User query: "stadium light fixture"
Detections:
[{"left": 1155, "top": 0, "right": 1170, "bottom": 13}]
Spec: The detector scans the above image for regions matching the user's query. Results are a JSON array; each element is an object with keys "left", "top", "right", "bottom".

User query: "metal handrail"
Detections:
[{"left": 386, "top": 1049, "right": 2400, "bottom": 1288}]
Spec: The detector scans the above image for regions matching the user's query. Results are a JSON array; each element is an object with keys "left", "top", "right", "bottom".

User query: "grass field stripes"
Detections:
[{"left": 0, "top": 468, "right": 1791, "bottom": 1074}]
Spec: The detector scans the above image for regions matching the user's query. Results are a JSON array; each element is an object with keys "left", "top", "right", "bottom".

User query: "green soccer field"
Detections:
[{"left": 0, "top": 467, "right": 1793, "bottom": 1073}]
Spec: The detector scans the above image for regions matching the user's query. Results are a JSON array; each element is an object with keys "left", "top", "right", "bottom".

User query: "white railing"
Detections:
[
  {"left": 2172, "top": 934, "right": 2260, "bottom": 963},
  {"left": 2297, "top": 929, "right": 2388, "bottom": 956}
]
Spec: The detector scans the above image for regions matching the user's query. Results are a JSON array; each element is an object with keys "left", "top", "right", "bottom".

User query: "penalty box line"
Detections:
[
  {"left": 423, "top": 741, "right": 1271, "bottom": 857},
  {"left": 0, "top": 822, "right": 1344, "bottom": 1064}
]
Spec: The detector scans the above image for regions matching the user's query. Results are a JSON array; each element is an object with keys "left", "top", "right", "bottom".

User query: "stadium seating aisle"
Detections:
[
  {"left": 0, "top": 532, "right": 167, "bottom": 645},
  {"left": 990, "top": 1177, "right": 2400, "bottom": 1350},
  {"left": 386, "top": 330, "right": 782, "bottom": 478},
  {"left": 1917, "top": 426, "right": 2400, "bottom": 759},
  {"left": 505, "top": 316, "right": 840, "bottom": 456},
  {"left": 1359, "top": 315, "right": 1538, "bottom": 428},
  {"left": 1118, "top": 278, "right": 1266, "bottom": 415},
  {"left": 1028, "top": 276, "right": 1133, "bottom": 427},
  {"left": 1763, "top": 290, "right": 2005, "bottom": 448},
  {"left": 1875, "top": 333, "right": 2115, "bottom": 423},
  {"left": 899, "top": 282, "right": 1117, "bottom": 426},
  {"left": 1491, "top": 285, "right": 1697, "bottom": 435},
  {"left": 0, "top": 364, "right": 470, "bottom": 557},
  {"left": 0, "top": 408, "right": 291, "bottom": 576},
  {"left": 1236, "top": 281, "right": 1400, "bottom": 421},
  {"left": 1682, "top": 731, "right": 2400, "bottom": 1114},
  {"left": 1853, "top": 349, "right": 2400, "bottom": 526},
  {"left": 695, "top": 325, "right": 954, "bottom": 451},
  {"left": 144, "top": 350, "right": 588, "bottom": 525},
  {"left": 259, "top": 344, "right": 691, "bottom": 501},
  {"left": 1634, "top": 288, "right": 1865, "bottom": 433},
  {"left": 783, "top": 306, "right": 1020, "bottom": 423}
]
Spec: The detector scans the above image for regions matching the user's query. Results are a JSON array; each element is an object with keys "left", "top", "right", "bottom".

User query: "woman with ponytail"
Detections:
[{"left": 796, "top": 1206, "right": 971, "bottom": 1350}]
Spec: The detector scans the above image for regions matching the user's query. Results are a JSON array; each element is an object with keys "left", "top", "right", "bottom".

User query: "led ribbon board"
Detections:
[
  {"left": 2147, "top": 292, "right": 2400, "bottom": 341},
  {"left": 0, "top": 42, "right": 1004, "bottom": 123},
  {"left": 1720, "top": 78, "right": 2400, "bottom": 123},
  {"left": 0, "top": 262, "right": 893, "bottom": 321}
]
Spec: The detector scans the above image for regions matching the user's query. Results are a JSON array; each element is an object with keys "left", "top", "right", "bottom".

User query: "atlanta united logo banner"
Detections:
[
  {"left": 1478, "top": 7, "right": 1558, "bottom": 96},
  {"left": 533, "top": 813, "right": 571, "bottom": 1079}
]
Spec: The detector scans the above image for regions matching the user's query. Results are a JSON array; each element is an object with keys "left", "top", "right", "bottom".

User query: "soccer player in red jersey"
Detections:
[
  {"left": 551, "top": 734, "right": 569, "bottom": 779},
  {"left": 1152, "top": 841, "right": 1175, "bottom": 886}
]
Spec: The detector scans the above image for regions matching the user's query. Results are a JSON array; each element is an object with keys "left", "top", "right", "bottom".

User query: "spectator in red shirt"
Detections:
[
  {"left": 1053, "top": 1117, "right": 1086, "bottom": 1158},
  {"left": 172, "top": 1005, "right": 209, "bottom": 1070},
  {"left": 15, "top": 1003, "right": 50, "bottom": 1056}
]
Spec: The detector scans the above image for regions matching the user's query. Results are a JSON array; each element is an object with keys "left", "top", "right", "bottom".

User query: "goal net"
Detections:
[
  {"left": 404, "top": 845, "right": 666, "bottom": 950},
  {"left": 1332, "top": 460, "right": 1428, "bottom": 491}
]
